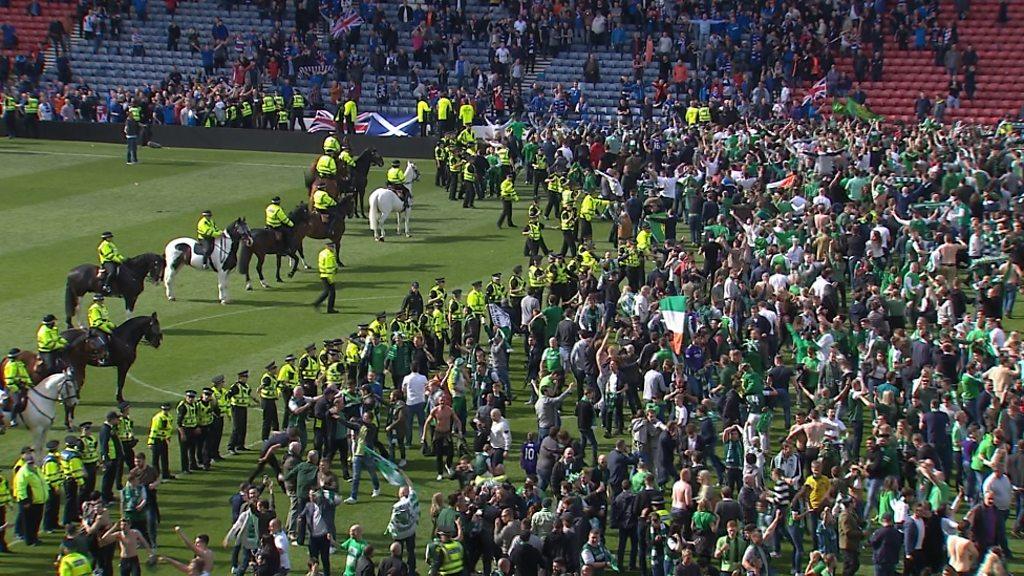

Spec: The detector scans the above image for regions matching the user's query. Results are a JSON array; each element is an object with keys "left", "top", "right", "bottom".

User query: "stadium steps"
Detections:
[{"left": 0, "top": 0, "right": 76, "bottom": 59}]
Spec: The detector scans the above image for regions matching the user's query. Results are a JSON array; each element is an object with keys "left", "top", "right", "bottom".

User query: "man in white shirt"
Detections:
[
  {"left": 489, "top": 409, "right": 512, "bottom": 464},
  {"left": 270, "top": 518, "right": 291, "bottom": 573},
  {"left": 642, "top": 364, "right": 666, "bottom": 402},
  {"left": 402, "top": 365, "right": 428, "bottom": 446},
  {"left": 633, "top": 285, "right": 652, "bottom": 323}
]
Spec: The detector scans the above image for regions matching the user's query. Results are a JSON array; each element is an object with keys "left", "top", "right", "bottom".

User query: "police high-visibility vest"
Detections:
[
  {"left": 439, "top": 541, "right": 465, "bottom": 576},
  {"left": 37, "top": 324, "right": 66, "bottom": 352},
  {"left": 508, "top": 274, "right": 526, "bottom": 297},
  {"left": 58, "top": 552, "right": 93, "bottom": 576},
  {"left": 319, "top": 247, "right": 339, "bottom": 281},
  {"left": 262, "top": 96, "right": 276, "bottom": 113},
  {"left": 685, "top": 106, "right": 698, "bottom": 124},
  {"left": 88, "top": 302, "right": 115, "bottom": 333},
  {"left": 533, "top": 155, "right": 547, "bottom": 170},
  {"left": 458, "top": 103, "right": 475, "bottom": 125},
  {"left": 580, "top": 195, "right": 609, "bottom": 221},
  {"left": 637, "top": 229, "right": 653, "bottom": 252},
  {"left": 525, "top": 221, "right": 542, "bottom": 240},
  {"left": 79, "top": 435, "right": 99, "bottom": 464},
  {"left": 258, "top": 372, "right": 279, "bottom": 400},
  {"left": 387, "top": 167, "right": 405, "bottom": 185},
  {"left": 196, "top": 401, "right": 214, "bottom": 426},
  {"left": 561, "top": 206, "right": 578, "bottom": 230},
  {"left": 546, "top": 175, "right": 562, "bottom": 194},
  {"left": 177, "top": 401, "right": 198, "bottom": 428},
  {"left": 316, "top": 155, "right": 337, "bottom": 177},
  {"left": 466, "top": 289, "right": 486, "bottom": 317},
  {"left": 117, "top": 415, "right": 134, "bottom": 443},
  {"left": 485, "top": 281, "right": 507, "bottom": 303},
  {"left": 496, "top": 148, "right": 510, "bottom": 166},
  {"left": 622, "top": 246, "right": 641, "bottom": 266},
  {"left": 241, "top": 101, "right": 253, "bottom": 117},
  {"left": 197, "top": 216, "right": 220, "bottom": 239},
  {"left": 273, "top": 95, "right": 285, "bottom": 111},
  {"left": 278, "top": 109, "right": 289, "bottom": 123},
  {"left": 228, "top": 381, "right": 251, "bottom": 407},
  {"left": 42, "top": 452, "right": 63, "bottom": 487},
  {"left": 226, "top": 105, "right": 238, "bottom": 121},
  {"left": 0, "top": 475, "right": 10, "bottom": 506},
  {"left": 292, "top": 94, "right": 305, "bottom": 109},
  {"left": 500, "top": 179, "right": 518, "bottom": 201},
  {"left": 698, "top": 106, "right": 711, "bottom": 122},
  {"left": 3, "top": 95, "right": 16, "bottom": 115},
  {"left": 60, "top": 449, "right": 85, "bottom": 483},
  {"left": 266, "top": 203, "right": 293, "bottom": 228},
  {"left": 343, "top": 100, "right": 357, "bottom": 121},
  {"left": 325, "top": 362, "right": 344, "bottom": 385},
  {"left": 437, "top": 97, "right": 452, "bottom": 120},
  {"left": 277, "top": 363, "right": 298, "bottom": 389},
  {"left": 447, "top": 298, "right": 464, "bottom": 322},
  {"left": 128, "top": 105, "right": 141, "bottom": 121},
  {"left": 25, "top": 97, "right": 39, "bottom": 115},
  {"left": 298, "top": 354, "right": 321, "bottom": 381},
  {"left": 98, "top": 239, "right": 125, "bottom": 264},
  {"left": 313, "top": 190, "right": 337, "bottom": 210},
  {"left": 528, "top": 266, "right": 547, "bottom": 288},
  {"left": 4, "top": 359, "right": 30, "bottom": 391},
  {"left": 462, "top": 163, "right": 475, "bottom": 182},
  {"left": 148, "top": 410, "right": 173, "bottom": 444}
]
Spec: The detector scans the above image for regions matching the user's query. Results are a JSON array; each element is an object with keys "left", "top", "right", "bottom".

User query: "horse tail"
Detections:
[
  {"left": 64, "top": 278, "right": 78, "bottom": 328},
  {"left": 368, "top": 191, "right": 380, "bottom": 232}
]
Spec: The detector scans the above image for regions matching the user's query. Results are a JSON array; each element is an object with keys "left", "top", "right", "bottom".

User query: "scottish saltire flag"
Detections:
[
  {"left": 659, "top": 296, "right": 688, "bottom": 353},
  {"left": 308, "top": 110, "right": 420, "bottom": 136},
  {"left": 365, "top": 447, "right": 405, "bottom": 486},
  {"left": 801, "top": 76, "right": 827, "bottom": 106},
  {"left": 331, "top": 11, "right": 364, "bottom": 38}
]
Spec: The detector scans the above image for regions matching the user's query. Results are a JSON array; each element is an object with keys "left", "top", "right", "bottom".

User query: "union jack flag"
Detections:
[
  {"left": 801, "top": 76, "right": 828, "bottom": 106},
  {"left": 330, "top": 11, "right": 363, "bottom": 39},
  {"left": 306, "top": 110, "right": 370, "bottom": 134}
]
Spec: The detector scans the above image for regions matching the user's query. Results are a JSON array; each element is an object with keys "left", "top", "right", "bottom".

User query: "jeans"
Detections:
[
  {"left": 406, "top": 402, "right": 426, "bottom": 445},
  {"left": 874, "top": 564, "right": 897, "bottom": 576},
  {"left": 617, "top": 526, "right": 638, "bottom": 569},
  {"left": 865, "top": 477, "right": 883, "bottom": 520},
  {"left": 350, "top": 455, "right": 380, "bottom": 500},
  {"left": 1005, "top": 284, "right": 1018, "bottom": 316},
  {"left": 579, "top": 426, "right": 599, "bottom": 464},
  {"left": 126, "top": 136, "right": 138, "bottom": 163}
]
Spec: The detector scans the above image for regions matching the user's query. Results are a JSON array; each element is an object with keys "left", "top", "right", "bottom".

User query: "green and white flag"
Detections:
[
  {"left": 366, "top": 447, "right": 405, "bottom": 487},
  {"left": 659, "top": 296, "right": 688, "bottom": 353}
]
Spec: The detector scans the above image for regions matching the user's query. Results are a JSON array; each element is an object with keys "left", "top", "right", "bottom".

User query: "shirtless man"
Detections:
[
  {"left": 170, "top": 526, "right": 214, "bottom": 576},
  {"left": 670, "top": 468, "right": 692, "bottom": 525},
  {"left": 100, "top": 517, "right": 154, "bottom": 576},
  {"left": 786, "top": 410, "right": 841, "bottom": 470},
  {"left": 422, "top": 396, "right": 463, "bottom": 481}
]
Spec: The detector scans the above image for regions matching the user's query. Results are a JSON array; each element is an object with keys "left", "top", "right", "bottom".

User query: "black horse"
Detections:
[
  {"left": 238, "top": 207, "right": 310, "bottom": 290},
  {"left": 64, "top": 253, "right": 165, "bottom": 328},
  {"left": 304, "top": 149, "right": 384, "bottom": 219}
]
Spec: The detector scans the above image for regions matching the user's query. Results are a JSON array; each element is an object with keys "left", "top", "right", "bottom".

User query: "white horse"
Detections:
[
  {"left": 368, "top": 162, "right": 420, "bottom": 241},
  {"left": 163, "top": 218, "right": 252, "bottom": 305},
  {"left": 7, "top": 370, "right": 80, "bottom": 455}
]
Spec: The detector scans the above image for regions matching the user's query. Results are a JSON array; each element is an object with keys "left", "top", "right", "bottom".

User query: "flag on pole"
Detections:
[
  {"left": 766, "top": 173, "right": 796, "bottom": 190},
  {"left": 331, "top": 11, "right": 363, "bottom": 38},
  {"left": 801, "top": 76, "right": 828, "bottom": 106},
  {"left": 659, "top": 296, "right": 688, "bottom": 354},
  {"left": 366, "top": 447, "right": 405, "bottom": 487}
]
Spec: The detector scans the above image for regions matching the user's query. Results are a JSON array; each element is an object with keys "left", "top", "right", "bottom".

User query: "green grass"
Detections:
[{"left": 0, "top": 139, "right": 1021, "bottom": 576}]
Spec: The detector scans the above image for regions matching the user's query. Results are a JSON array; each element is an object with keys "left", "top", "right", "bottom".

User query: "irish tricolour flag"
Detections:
[{"left": 659, "top": 296, "right": 688, "bottom": 353}]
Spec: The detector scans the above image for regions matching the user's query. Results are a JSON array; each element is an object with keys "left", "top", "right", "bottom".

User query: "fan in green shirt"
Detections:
[{"left": 341, "top": 526, "right": 368, "bottom": 576}]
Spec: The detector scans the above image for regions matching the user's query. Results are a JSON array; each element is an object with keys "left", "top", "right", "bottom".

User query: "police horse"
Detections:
[
  {"left": 163, "top": 218, "right": 252, "bottom": 304},
  {"left": 1, "top": 370, "right": 78, "bottom": 453},
  {"left": 64, "top": 253, "right": 165, "bottom": 328},
  {"left": 368, "top": 162, "right": 420, "bottom": 241},
  {"left": 304, "top": 149, "right": 384, "bottom": 218}
]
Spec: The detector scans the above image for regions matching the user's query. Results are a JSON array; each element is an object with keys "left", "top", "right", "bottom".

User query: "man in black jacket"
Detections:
[
  {"left": 605, "top": 440, "right": 636, "bottom": 498},
  {"left": 611, "top": 481, "right": 638, "bottom": 570},
  {"left": 98, "top": 411, "right": 124, "bottom": 505}
]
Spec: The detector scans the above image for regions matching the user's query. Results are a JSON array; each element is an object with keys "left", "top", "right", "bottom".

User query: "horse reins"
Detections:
[{"left": 26, "top": 375, "right": 78, "bottom": 424}]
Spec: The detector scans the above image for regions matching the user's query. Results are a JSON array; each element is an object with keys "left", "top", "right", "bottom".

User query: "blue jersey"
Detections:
[{"left": 520, "top": 441, "right": 538, "bottom": 475}]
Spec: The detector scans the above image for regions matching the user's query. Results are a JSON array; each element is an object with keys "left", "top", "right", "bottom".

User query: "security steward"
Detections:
[
  {"left": 313, "top": 240, "right": 340, "bottom": 314},
  {"left": 4, "top": 348, "right": 30, "bottom": 424},
  {"left": 176, "top": 390, "right": 200, "bottom": 473},
  {"left": 257, "top": 361, "right": 280, "bottom": 440},
  {"left": 97, "top": 231, "right": 126, "bottom": 294},
  {"left": 196, "top": 210, "right": 222, "bottom": 270},
  {"left": 226, "top": 370, "right": 253, "bottom": 454},
  {"left": 147, "top": 402, "right": 174, "bottom": 480},
  {"left": 59, "top": 436, "right": 85, "bottom": 524},
  {"left": 265, "top": 196, "right": 295, "bottom": 250},
  {"left": 497, "top": 173, "right": 518, "bottom": 228},
  {"left": 430, "top": 530, "right": 465, "bottom": 576},
  {"left": 41, "top": 439, "right": 63, "bottom": 532},
  {"left": 87, "top": 294, "right": 115, "bottom": 365},
  {"left": 98, "top": 410, "right": 124, "bottom": 504},
  {"left": 36, "top": 314, "right": 68, "bottom": 374}
]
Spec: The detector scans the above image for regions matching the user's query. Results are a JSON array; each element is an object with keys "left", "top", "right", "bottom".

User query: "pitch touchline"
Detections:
[{"left": 0, "top": 148, "right": 301, "bottom": 169}]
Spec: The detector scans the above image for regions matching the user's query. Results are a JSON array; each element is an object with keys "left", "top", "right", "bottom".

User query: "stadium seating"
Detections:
[{"left": 0, "top": 0, "right": 76, "bottom": 58}]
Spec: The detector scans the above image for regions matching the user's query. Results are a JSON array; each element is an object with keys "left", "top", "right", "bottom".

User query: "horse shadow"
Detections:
[{"left": 165, "top": 328, "right": 267, "bottom": 337}]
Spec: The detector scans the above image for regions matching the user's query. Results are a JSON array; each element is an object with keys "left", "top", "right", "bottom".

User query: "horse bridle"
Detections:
[{"left": 27, "top": 373, "right": 78, "bottom": 424}]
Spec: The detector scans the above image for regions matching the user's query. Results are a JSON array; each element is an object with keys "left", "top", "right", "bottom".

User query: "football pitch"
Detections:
[{"left": 0, "top": 138, "right": 1022, "bottom": 576}]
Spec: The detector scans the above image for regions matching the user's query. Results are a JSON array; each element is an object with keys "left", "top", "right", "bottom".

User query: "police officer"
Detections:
[
  {"left": 23, "top": 91, "right": 39, "bottom": 137},
  {"left": 387, "top": 159, "right": 410, "bottom": 208},
  {"left": 532, "top": 151, "right": 549, "bottom": 200},
  {"left": 176, "top": 390, "right": 200, "bottom": 473},
  {"left": 447, "top": 289, "right": 465, "bottom": 357},
  {"left": 147, "top": 402, "right": 174, "bottom": 480},
  {"left": 560, "top": 203, "right": 579, "bottom": 257},
  {"left": 297, "top": 343, "right": 321, "bottom": 395},
  {"left": 2, "top": 89, "right": 18, "bottom": 138},
  {"left": 466, "top": 280, "right": 486, "bottom": 344},
  {"left": 4, "top": 348, "right": 30, "bottom": 424},
  {"left": 36, "top": 314, "right": 68, "bottom": 374},
  {"left": 98, "top": 410, "right": 123, "bottom": 504},
  {"left": 318, "top": 138, "right": 340, "bottom": 182},
  {"left": 87, "top": 294, "right": 115, "bottom": 364},
  {"left": 522, "top": 214, "right": 550, "bottom": 259},
  {"left": 508, "top": 265, "right": 527, "bottom": 333},
  {"left": 314, "top": 240, "right": 339, "bottom": 313},
  {"left": 116, "top": 401, "right": 137, "bottom": 485},
  {"left": 430, "top": 530, "right": 465, "bottom": 576},
  {"left": 543, "top": 172, "right": 563, "bottom": 220},
  {"left": 41, "top": 439, "right": 63, "bottom": 532},
  {"left": 427, "top": 277, "right": 447, "bottom": 310},
  {"left": 260, "top": 91, "right": 277, "bottom": 129},
  {"left": 277, "top": 354, "right": 299, "bottom": 426},
  {"left": 240, "top": 95, "right": 254, "bottom": 128},
  {"left": 97, "top": 231, "right": 126, "bottom": 294},
  {"left": 265, "top": 196, "right": 295, "bottom": 250},
  {"left": 208, "top": 376, "right": 228, "bottom": 461},
  {"left": 338, "top": 96, "right": 358, "bottom": 134},
  {"left": 196, "top": 210, "right": 222, "bottom": 270},
  {"left": 257, "top": 361, "right": 280, "bottom": 440},
  {"left": 76, "top": 421, "right": 98, "bottom": 495},
  {"left": 226, "top": 370, "right": 253, "bottom": 454},
  {"left": 485, "top": 273, "right": 507, "bottom": 305},
  {"left": 312, "top": 182, "right": 339, "bottom": 228},
  {"left": 291, "top": 89, "right": 306, "bottom": 131},
  {"left": 447, "top": 150, "right": 464, "bottom": 201},
  {"left": 497, "top": 173, "right": 518, "bottom": 228},
  {"left": 59, "top": 436, "right": 85, "bottom": 524},
  {"left": 196, "top": 387, "right": 215, "bottom": 469}
]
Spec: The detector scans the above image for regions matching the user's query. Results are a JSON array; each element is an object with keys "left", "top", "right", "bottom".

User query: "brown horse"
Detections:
[
  {"left": 304, "top": 149, "right": 384, "bottom": 218},
  {"left": 0, "top": 314, "right": 163, "bottom": 407},
  {"left": 291, "top": 197, "right": 354, "bottom": 264}
]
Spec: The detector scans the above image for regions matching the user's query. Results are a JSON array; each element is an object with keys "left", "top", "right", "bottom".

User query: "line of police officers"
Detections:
[
  {"left": 2, "top": 89, "right": 42, "bottom": 138},
  {"left": 199, "top": 89, "right": 308, "bottom": 130}
]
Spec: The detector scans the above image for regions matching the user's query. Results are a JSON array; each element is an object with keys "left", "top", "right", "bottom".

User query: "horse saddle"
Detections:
[{"left": 85, "top": 331, "right": 110, "bottom": 364}]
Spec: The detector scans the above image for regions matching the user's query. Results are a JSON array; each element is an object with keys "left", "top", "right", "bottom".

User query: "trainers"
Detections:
[
  {"left": 436, "top": 474, "right": 444, "bottom": 481},
  {"left": 371, "top": 489, "right": 381, "bottom": 498},
  {"left": 343, "top": 497, "right": 357, "bottom": 504}
]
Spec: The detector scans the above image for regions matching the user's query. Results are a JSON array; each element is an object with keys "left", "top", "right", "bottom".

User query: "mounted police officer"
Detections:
[
  {"left": 37, "top": 314, "right": 68, "bottom": 374},
  {"left": 387, "top": 159, "right": 411, "bottom": 210},
  {"left": 87, "top": 294, "right": 115, "bottom": 365},
  {"left": 312, "top": 182, "right": 340, "bottom": 228},
  {"left": 196, "top": 210, "right": 222, "bottom": 270},
  {"left": 3, "top": 348, "right": 30, "bottom": 424},
  {"left": 97, "top": 231, "right": 126, "bottom": 294},
  {"left": 317, "top": 138, "right": 340, "bottom": 185},
  {"left": 265, "top": 196, "right": 295, "bottom": 250}
]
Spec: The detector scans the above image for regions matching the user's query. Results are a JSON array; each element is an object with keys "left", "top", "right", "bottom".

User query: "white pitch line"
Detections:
[{"left": 0, "top": 148, "right": 303, "bottom": 169}]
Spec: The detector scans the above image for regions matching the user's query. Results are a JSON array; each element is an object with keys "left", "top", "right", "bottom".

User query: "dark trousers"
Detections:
[
  {"left": 126, "top": 136, "right": 138, "bottom": 163},
  {"left": 497, "top": 200, "right": 514, "bottom": 227},
  {"left": 462, "top": 180, "right": 476, "bottom": 207},
  {"left": 0, "top": 506, "right": 8, "bottom": 551},
  {"left": 197, "top": 425, "right": 211, "bottom": 467},
  {"left": 179, "top": 428, "right": 199, "bottom": 471},
  {"left": 62, "top": 480, "right": 80, "bottom": 524},
  {"left": 290, "top": 110, "right": 306, "bottom": 131},
  {"left": 396, "top": 534, "right": 416, "bottom": 575},
  {"left": 561, "top": 229, "right": 577, "bottom": 256},
  {"left": 544, "top": 191, "right": 560, "bottom": 218},
  {"left": 842, "top": 546, "right": 860, "bottom": 576},
  {"left": 617, "top": 526, "right": 638, "bottom": 569},
  {"left": 248, "top": 452, "right": 285, "bottom": 488},
  {"left": 314, "top": 278, "right": 337, "bottom": 311},
  {"left": 18, "top": 502, "right": 43, "bottom": 544},
  {"left": 82, "top": 462, "right": 98, "bottom": 496},
  {"left": 210, "top": 416, "right": 224, "bottom": 458},
  {"left": 43, "top": 488, "right": 61, "bottom": 531},
  {"left": 229, "top": 406, "right": 248, "bottom": 450},
  {"left": 151, "top": 440, "right": 171, "bottom": 478},
  {"left": 308, "top": 534, "right": 331, "bottom": 575},
  {"left": 119, "top": 555, "right": 141, "bottom": 576},
  {"left": 260, "top": 399, "right": 279, "bottom": 440}
]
